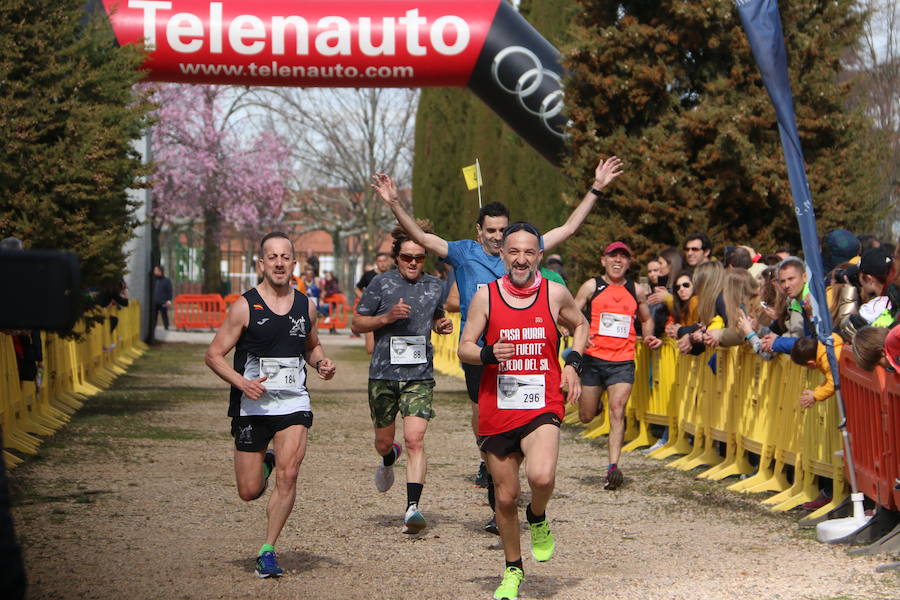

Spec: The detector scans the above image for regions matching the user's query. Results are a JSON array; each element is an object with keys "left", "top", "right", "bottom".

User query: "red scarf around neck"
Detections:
[{"left": 500, "top": 270, "right": 543, "bottom": 298}]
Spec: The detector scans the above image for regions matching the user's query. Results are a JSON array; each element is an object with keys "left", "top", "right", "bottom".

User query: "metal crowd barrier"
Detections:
[{"left": 1, "top": 302, "right": 145, "bottom": 469}]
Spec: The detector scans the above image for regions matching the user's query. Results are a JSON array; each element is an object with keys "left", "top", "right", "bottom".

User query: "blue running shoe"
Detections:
[{"left": 255, "top": 550, "right": 284, "bottom": 578}]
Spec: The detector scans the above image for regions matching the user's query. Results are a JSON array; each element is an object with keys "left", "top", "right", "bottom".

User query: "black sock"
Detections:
[
  {"left": 407, "top": 482, "right": 423, "bottom": 508},
  {"left": 487, "top": 478, "right": 496, "bottom": 512},
  {"left": 382, "top": 445, "right": 397, "bottom": 467},
  {"left": 505, "top": 558, "right": 523, "bottom": 571},
  {"left": 525, "top": 503, "right": 545, "bottom": 524}
]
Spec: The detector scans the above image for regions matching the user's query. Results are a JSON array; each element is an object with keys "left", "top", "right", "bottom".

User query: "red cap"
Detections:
[
  {"left": 885, "top": 326, "right": 900, "bottom": 372},
  {"left": 604, "top": 241, "right": 632, "bottom": 256}
]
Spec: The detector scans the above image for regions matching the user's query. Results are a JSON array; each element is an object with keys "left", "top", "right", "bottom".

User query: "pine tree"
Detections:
[
  {"left": 561, "top": 0, "right": 884, "bottom": 282},
  {"left": 0, "top": 0, "right": 151, "bottom": 307}
]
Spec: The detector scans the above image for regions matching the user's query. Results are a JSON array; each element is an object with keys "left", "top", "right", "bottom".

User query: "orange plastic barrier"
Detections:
[
  {"left": 887, "top": 370, "right": 900, "bottom": 510},
  {"left": 841, "top": 351, "right": 896, "bottom": 510},
  {"left": 224, "top": 293, "right": 241, "bottom": 308},
  {"left": 318, "top": 293, "right": 351, "bottom": 331},
  {"left": 173, "top": 294, "right": 226, "bottom": 329}
]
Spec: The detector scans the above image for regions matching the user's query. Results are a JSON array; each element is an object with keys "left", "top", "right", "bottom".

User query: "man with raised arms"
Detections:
[
  {"left": 458, "top": 222, "right": 588, "bottom": 600},
  {"left": 373, "top": 156, "right": 621, "bottom": 533},
  {"left": 205, "top": 232, "right": 336, "bottom": 578},
  {"left": 350, "top": 223, "right": 453, "bottom": 534},
  {"left": 573, "top": 241, "right": 661, "bottom": 490}
]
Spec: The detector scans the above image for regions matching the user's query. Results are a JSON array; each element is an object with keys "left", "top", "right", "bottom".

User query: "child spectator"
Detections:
[{"left": 789, "top": 334, "right": 845, "bottom": 408}]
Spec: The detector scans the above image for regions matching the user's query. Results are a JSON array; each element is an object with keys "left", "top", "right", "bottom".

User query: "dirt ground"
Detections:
[{"left": 8, "top": 338, "right": 899, "bottom": 600}]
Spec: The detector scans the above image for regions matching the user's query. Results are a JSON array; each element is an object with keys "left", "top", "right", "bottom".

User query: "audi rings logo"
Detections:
[{"left": 491, "top": 46, "right": 566, "bottom": 138}]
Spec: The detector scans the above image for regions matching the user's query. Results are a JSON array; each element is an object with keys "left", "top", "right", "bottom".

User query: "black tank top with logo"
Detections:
[{"left": 229, "top": 288, "right": 311, "bottom": 417}]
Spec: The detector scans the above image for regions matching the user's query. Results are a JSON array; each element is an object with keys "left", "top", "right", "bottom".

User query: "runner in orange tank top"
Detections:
[
  {"left": 459, "top": 222, "right": 588, "bottom": 600},
  {"left": 573, "top": 242, "right": 661, "bottom": 491}
]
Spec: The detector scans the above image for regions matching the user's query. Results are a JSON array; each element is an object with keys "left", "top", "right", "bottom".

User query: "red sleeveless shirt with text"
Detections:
[
  {"left": 478, "top": 279, "right": 562, "bottom": 435},
  {"left": 585, "top": 279, "right": 638, "bottom": 362}
]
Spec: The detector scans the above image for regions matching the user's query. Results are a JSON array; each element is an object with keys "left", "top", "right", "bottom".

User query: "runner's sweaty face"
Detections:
[
  {"left": 501, "top": 229, "right": 542, "bottom": 287},
  {"left": 601, "top": 250, "right": 630, "bottom": 282},
  {"left": 259, "top": 238, "right": 296, "bottom": 289},
  {"left": 476, "top": 215, "right": 508, "bottom": 256},
  {"left": 396, "top": 240, "right": 426, "bottom": 281}
]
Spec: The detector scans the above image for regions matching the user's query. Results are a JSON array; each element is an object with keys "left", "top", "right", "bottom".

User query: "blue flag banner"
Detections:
[{"left": 734, "top": 0, "right": 840, "bottom": 387}]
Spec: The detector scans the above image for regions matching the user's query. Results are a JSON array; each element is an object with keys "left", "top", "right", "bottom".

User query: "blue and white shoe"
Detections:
[
  {"left": 255, "top": 550, "right": 284, "bottom": 578},
  {"left": 402, "top": 504, "right": 426, "bottom": 534}
]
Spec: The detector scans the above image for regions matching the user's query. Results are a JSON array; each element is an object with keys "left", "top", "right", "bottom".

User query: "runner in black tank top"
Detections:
[{"left": 206, "top": 232, "right": 336, "bottom": 579}]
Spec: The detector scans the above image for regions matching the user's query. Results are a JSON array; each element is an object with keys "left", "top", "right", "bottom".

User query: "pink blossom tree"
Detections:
[{"left": 150, "top": 84, "right": 290, "bottom": 293}]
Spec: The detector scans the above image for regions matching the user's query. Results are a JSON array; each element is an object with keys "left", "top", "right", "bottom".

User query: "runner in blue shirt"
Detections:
[{"left": 371, "top": 156, "right": 623, "bottom": 533}]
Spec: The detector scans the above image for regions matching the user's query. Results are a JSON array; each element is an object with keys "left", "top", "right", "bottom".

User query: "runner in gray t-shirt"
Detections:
[{"left": 351, "top": 225, "right": 452, "bottom": 534}]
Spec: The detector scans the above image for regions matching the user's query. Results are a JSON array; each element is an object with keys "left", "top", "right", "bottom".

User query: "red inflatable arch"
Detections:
[{"left": 100, "top": 0, "right": 567, "bottom": 163}]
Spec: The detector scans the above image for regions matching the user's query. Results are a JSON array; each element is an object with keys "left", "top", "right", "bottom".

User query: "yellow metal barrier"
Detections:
[
  {"left": 432, "top": 331, "right": 852, "bottom": 513},
  {"left": 1, "top": 302, "right": 145, "bottom": 469}
]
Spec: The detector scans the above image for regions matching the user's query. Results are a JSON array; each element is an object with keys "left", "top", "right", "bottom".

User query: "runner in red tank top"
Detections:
[
  {"left": 459, "top": 222, "right": 588, "bottom": 600},
  {"left": 573, "top": 241, "right": 661, "bottom": 491}
]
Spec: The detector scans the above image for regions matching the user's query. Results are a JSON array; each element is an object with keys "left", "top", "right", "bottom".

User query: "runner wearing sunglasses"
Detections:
[{"left": 351, "top": 223, "right": 453, "bottom": 534}]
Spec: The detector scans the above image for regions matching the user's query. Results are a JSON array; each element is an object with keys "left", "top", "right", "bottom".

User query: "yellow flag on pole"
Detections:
[{"left": 461, "top": 164, "right": 479, "bottom": 191}]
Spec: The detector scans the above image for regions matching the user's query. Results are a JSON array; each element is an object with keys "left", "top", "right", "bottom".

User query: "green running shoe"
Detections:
[
  {"left": 493, "top": 566, "right": 524, "bottom": 600},
  {"left": 529, "top": 519, "right": 555, "bottom": 562}
]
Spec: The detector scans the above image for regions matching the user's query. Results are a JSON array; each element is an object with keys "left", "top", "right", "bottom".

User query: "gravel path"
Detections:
[{"left": 10, "top": 340, "right": 898, "bottom": 600}]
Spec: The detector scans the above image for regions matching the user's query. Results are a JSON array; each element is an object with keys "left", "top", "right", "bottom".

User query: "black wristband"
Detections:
[
  {"left": 589, "top": 186, "right": 604, "bottom": 196},
  {"left": 564, "top": 350, "right": 583, "bottom": 375},
  {"left": 480, "top": 344, "right": 500, "bottom": 365}
]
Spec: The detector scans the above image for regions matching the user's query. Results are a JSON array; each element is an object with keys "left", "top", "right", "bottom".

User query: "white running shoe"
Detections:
[
  {"left": 375, "top": 442, "right": 401, "bottom": 492},
  {"left": 402, "top": 504, "right": 426, "bottom": 534}
]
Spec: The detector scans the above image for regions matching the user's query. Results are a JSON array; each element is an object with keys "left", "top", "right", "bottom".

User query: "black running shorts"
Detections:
[
  {"left": 581, "top": 356, "right": 635, "bottom": 388},
  {"left": 477, "top": 412, "right": 561, "bottom": 458},
  {"left": 230, "top": 410, "right": 313, "bottom": 452}
]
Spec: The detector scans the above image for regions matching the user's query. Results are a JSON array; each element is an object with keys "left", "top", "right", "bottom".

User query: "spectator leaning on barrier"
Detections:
[
  {"left": 857, "top": 247, "right": 897, "bottom": 327},
  {"left": 850, "top": 326, "right": 897, "bottom": 372},
  {"left": 675, "top": 260, "right": 724, "bottom": 354},
  {"left": 789, "top": 334, "right": 844, "bottom": 408},
  {"left": 761, "top": 257, "right": 812, "bottom": 355},
  {"left": 664, "top": 271, "right": 696, "bottom": 339},
  {"left": 704, "top": 268, "right": 764, "bottom": 348}
]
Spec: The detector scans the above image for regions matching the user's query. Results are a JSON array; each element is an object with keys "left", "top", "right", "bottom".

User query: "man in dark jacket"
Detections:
[{"left": 152, "top": 266, "right": 174, "bottom": 330}]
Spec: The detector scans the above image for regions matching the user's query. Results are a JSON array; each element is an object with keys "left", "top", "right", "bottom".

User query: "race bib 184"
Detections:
[{"left": 259, "top": 357, "right": 302, "bottom": 391}]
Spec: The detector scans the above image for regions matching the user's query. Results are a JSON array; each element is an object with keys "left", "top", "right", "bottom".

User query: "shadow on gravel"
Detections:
[
  {"left": 469, "top": 573, "right": 584, "bottom": 597},
  {"left": 367, "top": 511, "right": 453, "bottom": 530},
  {"left": 229, "top": 549, "right": 344, "bottom": 574}
]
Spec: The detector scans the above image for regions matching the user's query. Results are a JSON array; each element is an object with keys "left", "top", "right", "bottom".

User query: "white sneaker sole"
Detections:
[{"left": 402, "top": 517, "right": 426, "bottom": 534}]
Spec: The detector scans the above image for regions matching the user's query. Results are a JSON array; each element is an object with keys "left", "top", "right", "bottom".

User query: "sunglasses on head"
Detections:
[
  {"left": 399, "top": 253, "right": 426, "bottom": 264},
  {"left": 678, "top": 281, "right": 692, "bottom": 289}
]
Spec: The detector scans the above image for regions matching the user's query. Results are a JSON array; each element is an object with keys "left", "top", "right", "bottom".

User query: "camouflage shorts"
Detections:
[{"left": 367, "top": 379, "right": 435, "bottom": 429}]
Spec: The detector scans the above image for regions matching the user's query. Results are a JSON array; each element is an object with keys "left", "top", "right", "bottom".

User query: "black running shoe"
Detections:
[
  {"left": 604, "top": 466, "right": 624, "bottom": 491},
  {"left": 484, "top": 514, "right": 499, "bottom": 535},
  {"left": 475, "top": 461, "right": 490, "bottom": 488}
]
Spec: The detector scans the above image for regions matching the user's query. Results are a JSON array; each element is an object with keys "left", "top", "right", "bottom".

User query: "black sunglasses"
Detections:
[{"left": 678, "top": 281, "right": 692, "bottom": 289}]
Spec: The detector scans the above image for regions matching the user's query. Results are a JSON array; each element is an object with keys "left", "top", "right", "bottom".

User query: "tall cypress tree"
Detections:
[
  {"left": 413, "top": 1, "right": 577, "bottom": 242},
  {"left": 0, "top": 0, "right": 150, "bottom": 302},
  {"left": 561, "top": 0, "right": 884, "bottom": 282}
]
